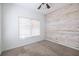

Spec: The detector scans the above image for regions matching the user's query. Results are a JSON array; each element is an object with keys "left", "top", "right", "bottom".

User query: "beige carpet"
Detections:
[{"left": 1, "top": 40, "right": 79, "bottom": 56}]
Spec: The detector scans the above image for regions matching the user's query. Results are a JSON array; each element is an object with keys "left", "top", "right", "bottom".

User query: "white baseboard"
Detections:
[{"left": 2, "top": 36, "right": 44, "bottom": 51}]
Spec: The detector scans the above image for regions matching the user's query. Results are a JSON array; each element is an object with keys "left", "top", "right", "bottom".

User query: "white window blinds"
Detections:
[{"left": 19, "top": 17, "right": 40, "bottom": 39}]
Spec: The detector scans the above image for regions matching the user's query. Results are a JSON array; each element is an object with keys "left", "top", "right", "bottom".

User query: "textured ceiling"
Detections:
[
  {"left": 37, "top": 3, "right": 70, "bottom": 15},
  {"left": 15, "top": 3, "right": 70, "bottom": 15}
]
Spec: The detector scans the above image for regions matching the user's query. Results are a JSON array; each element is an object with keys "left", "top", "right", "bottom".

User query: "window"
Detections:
[
  {"left": 32, "top": 20, "right": 40, "bottom": 36},
  {"left": 19, "top": 17, "right": 40, "bottom": 39}
]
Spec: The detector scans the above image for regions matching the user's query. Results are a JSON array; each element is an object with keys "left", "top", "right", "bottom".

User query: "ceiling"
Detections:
[{"left": 15, "top": 3, "right": 70, "bottom": 15}]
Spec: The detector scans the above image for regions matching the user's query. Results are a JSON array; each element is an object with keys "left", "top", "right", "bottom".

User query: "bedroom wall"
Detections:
[
  {"left": 0, "top": 4, "right": 2, "bottom": 54},
  {"left": 46, "top": 4, "right": 79, "bottom": 50},
  {"left": 2, "top": 3, "right": 45, "bottom": 51}
]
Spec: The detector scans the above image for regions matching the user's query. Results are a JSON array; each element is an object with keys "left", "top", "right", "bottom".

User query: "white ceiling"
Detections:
[
  {"left": 15, "top": 3, "right": 70, "bottom": 15},
  {"left": 37, "top": 3, "right": 69, "bottom": 15}
]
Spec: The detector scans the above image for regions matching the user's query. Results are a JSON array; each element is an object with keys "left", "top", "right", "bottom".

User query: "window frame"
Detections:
[{"left": 18, "top": 16, "right": 40, "bottom": 39}]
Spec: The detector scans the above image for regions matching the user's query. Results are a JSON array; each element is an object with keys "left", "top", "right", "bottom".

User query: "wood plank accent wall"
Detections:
[{"left": 46, "top": 4, "right": 79, "bottom": 50}]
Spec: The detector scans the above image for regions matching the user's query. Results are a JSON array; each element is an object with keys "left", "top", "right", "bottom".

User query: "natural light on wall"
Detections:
[{"left": 19, "top": 17, "right": 40, "bottom": 39}]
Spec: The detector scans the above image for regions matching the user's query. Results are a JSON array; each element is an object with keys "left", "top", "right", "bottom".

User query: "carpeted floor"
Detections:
[{"left": 1, "top": 40, "right": 79, "bottom": 56}]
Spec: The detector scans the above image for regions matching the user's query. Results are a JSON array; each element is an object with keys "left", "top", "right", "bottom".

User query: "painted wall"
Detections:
[
  {"left": 0, "top": 4, "right": 2, "bottom": 54},
  {"left": 2, "top": 4, "right": 45, "bottom": 51},
  {"left": 46, "top": 4, "right": 79, "bottom": 50}
]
